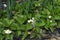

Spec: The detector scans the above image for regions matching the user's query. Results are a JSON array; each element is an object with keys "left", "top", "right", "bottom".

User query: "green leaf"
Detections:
[
  {"left": 30, "top": 33, "right": 36, "bottom": 38},
  {"left": 2, "top": 19, "right": 10, "bottom": 27},
  {"left": 35, "top": 20, "right": 45, "bottom": 27},
  {"left": 50, "top": 26, "right": 54, "bottom": 32},
  {"left": 50, "top": 22, "right": 56, "bottom": 26},
  {"left": 14, "top": 15, "right": 27, "bottom": 24},
  {"left": 16, "top": 31, "right": 21, "bottom": 36},
  {"left": 35, "top": 13, "right": 41, "bottom": 19},
  {"left": 54, "top": 15, "right": 60, "bottom": 20},
  {"left": 57, "top": 21, "right": 60, "bottom": 28},
  {"left": 45, "top": 25, "right": 49, "bottom": 30},
  {"left": 36, "top": 27, "right": 40, "bottom": 33},
  {"left": 2, "top": 18, "right": 14, "bottom": 27},
  {"left": 42, "top": 9, "right": 50, "bottom": 15},
  {"left": 5, "top": 34, "right": 13, "bottom": 40},
  {"left": 25, "top": 23, "right": 33, "bottom": 30},
  {"left": 22, "top": 31, "right": 28, "bottom": 40},
  {"left": 10, "top": 23, "right": 26, "bottom": 30},
  {"left": 0, "top": 22, "right": 3, "bottom": 27},
  {"left": 0, "top": 28, "right": 4, "bottom": 34},
  {"left": 0, "top": 35, "right": 4, "bottom": 40}
]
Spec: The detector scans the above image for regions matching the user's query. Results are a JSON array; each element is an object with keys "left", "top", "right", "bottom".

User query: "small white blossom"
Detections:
[
  {"left": 32, "top": 17, "right": 34, "bottom": 20},
  {"left": 3, "top": 4, "right": 7, "bottom": 7},
  {"left": 28, "top": 32, "right": 31, "bottom": 34},
  {"left": 28, "top": 19, "right": 35, "bottom": 27},
  {"left": 50, "top": 20, "right": 52, "bottom": 22},
  {"left": 28, "top": 18, "right": 35, "bottom": 23},
  {"left": 30, "top": 19, "right": 34, "bottom": 22},
  {"left": 4, "top": 29, "right": 12, "bottom": 34},
  {"left": 48, "top": 15, "right": 52, "bottom": 18},
  {"left": 28, "top": 20, "right": 31, "bottom": 23}
]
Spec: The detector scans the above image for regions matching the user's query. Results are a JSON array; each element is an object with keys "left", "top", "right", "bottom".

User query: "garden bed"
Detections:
[{"left": 0, "top": 0, "right": 60, "bottom": 40}]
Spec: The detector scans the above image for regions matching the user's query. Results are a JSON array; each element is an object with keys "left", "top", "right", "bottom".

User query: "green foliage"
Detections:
[{"left": 0, "top": 0, "right": 60, "bottom": 40}]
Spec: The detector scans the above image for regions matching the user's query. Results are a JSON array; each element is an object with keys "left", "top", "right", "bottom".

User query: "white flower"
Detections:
[
  {"left": 50, "top": 20, "right": 52, "bottom": 22},
  {"left": 48, "top": 15, "right": 52, "bottom": 18},
  {"left": 28, "top": 18, "right": 35, "bottom": 23},
  {"left": 28, "top": 20, "right": 31, "bottom": 23},
  {"left": 28, "top": 32, "right": 31, "bottom": 34},
  {"left": 32, "top": 17, "right": 34, "bottom": 20},
  {"left": 4, "top": 29, "right": 12, "bottom": 34},
  {"left": 30, "top": 19, "right": 34, "bottom": 22},
  {"left": 3, "top": 4, "right": 7, "bottom": 7},
  {"left": 28, "top": 19, "right": 33, "bottom": 23}
]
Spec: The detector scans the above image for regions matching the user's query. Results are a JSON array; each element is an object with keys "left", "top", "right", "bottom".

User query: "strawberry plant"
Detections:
[{"left": 0, "top": 0, "right": 60, "bottom": 40}]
